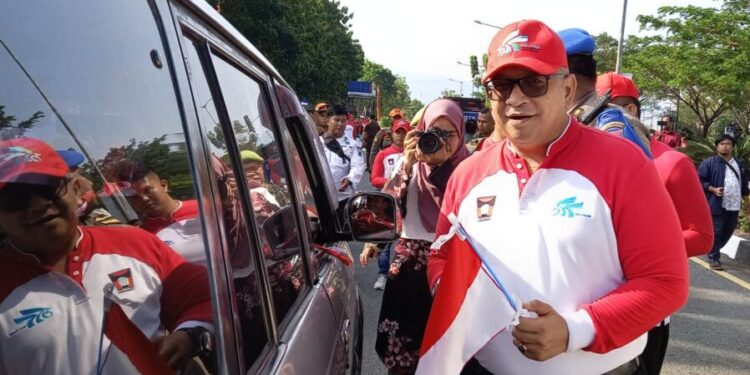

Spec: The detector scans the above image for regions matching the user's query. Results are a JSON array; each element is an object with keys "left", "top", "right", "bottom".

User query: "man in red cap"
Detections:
[
  {"left": 596, "top": 71, "right": 713, "bottom": 375},
  {"left": 0, "top": 137, "right": 213, "bottom": 374},
  {"left": 421, "top": 20, "right": 688, "bottom": 374}
]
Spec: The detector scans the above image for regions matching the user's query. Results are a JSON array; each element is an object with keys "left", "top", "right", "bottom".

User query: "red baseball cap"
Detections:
[
  {"left": 483, "top": 20, "right": 568, "bottom": 83},
  {"left": 392, "top": 119, "right": 411, "bottom": 133},
  {"left": 0, "top": 137, "right": 70, "bottom": 189},
  {"left": 596, "top": 72, "right": 640, "bottom": 99}
]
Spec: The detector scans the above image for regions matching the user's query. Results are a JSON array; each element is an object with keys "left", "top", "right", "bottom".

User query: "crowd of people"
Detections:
[{"left": 311, "top": 19, "right": 742, "bottom": 375}]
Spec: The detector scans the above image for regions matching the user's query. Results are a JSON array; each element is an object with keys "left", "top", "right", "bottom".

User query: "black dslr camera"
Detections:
[
  {"left": 657, "top": 120, "right": 667, "bottom": 126},
  {"left": 415, "top": 128, "right": 450, "bottom": 154}
]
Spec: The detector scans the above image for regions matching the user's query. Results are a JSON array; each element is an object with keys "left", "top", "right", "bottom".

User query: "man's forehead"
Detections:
[{"left": 490, "top": 66, "right": 541, "bottom": 80}]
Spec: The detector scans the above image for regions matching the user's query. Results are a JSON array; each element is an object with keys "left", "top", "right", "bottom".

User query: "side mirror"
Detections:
[{"left": 346, "top": 192, "right": 402, "bottom": 243}]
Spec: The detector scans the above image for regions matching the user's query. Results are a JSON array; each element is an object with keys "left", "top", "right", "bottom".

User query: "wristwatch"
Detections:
[{"left": 178, "top": 326, "right": 213, "bottom": 359}]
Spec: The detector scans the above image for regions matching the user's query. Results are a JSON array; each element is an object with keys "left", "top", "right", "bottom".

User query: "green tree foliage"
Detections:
[
  {"left": 360, "top": 59, "right": 423, "bottom": 119},
  {"left": 593, "top": 33, "right": 619, "bottom": 74},
  {"left": 95, "top": 136, "right": 194, "bottom": 199},
  {"left": 626, "top": 0, "right": 750, "bottom": 138},
  {"left": 0, "top": 105, "right": 44, "bottom": 139},
  {"left": 209, "top": 0, "right": 364, "bottom": 103}
]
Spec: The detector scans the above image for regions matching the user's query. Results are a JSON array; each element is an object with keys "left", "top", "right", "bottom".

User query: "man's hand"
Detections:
[
  {"left": 359, "top": 243, "right": 380, "bottom": 267},
  {"left": 153, "top": 331, "right": 195, "bottom": 370},
  {"left": 511, "top": 300, "right": 569, "bottom": 361},
  {"left": 709, "top": 186, "right": 724, "bottom": 197},
  {"left": 338, "top": 178, "right": 351, "bottom": 192}
]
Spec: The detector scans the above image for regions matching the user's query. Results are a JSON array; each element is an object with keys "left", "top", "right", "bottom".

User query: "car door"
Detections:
[
  {"left": 272, "top": 83, "right": 361, "bottom": 374},
  {"left": 165, "top": 2, "right": 345, "bottom": 373}
]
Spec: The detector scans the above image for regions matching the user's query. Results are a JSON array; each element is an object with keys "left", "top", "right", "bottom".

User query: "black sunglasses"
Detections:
[
  {"left": 484, "top": 74, "right": 567, "bottom": 101},
  {"left": 0, "top": 177, "right": 71, "bottom": 212}
]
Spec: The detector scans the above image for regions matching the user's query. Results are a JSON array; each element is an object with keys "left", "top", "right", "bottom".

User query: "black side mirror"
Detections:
[{"left": 345, "top": 192, "right": 401, "bottom": 242}]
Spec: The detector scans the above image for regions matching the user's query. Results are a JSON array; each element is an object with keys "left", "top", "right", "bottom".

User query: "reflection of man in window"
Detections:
[
  {"left": 57, "top": 148, "right": 120, "bottom": 226},
  {"left": 0, "top": 137, "right": 213, "bottom": 374},
  {"left": 321, "top": 104, "right": 365, "bottom": 213},
  {"left": 109, "top": 161, "right": 205, "bottom": 265},
  {"left": 240, "top": 150, "right": 280, "bottom": 223}
]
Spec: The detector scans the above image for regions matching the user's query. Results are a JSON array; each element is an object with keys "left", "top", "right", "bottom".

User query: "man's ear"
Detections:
[
  {"left": 160, "top": 179, "right": 169, "bottom": 191},
  {"left": 625, "top": 103, "right": 639, "bottom": 118},
  {"left": 70, "top": 177, "right": 83, "bottom": 199},
  {"left": 563, "top": 74, "right": 578, "bottom": 108}
]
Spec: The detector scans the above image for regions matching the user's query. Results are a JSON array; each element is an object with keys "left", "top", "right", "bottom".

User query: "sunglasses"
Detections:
[
  {"left": 484, "top": 74, "right": 567, "bottom": 101},
  {"left": 0, "top": 177, "right": 71, "bottom": 212}
]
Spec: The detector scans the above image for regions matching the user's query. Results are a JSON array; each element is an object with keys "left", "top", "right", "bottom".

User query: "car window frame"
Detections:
[{"left": 169, "top": 6, "right": 327, "bottom": 371}]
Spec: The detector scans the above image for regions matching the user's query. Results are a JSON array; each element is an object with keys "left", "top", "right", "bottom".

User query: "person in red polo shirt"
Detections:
[
  {"left": 0, "top": 137, "right": 213, "bottom": 374},
  {"left": 420, "top": 20, "right": 688, "bottom": 375},
  {"left": 109, "top": 160, "right": 205, "bottom": 266},
  {"left": 596, "top": 71, "right": 713, "bottom": 375}
]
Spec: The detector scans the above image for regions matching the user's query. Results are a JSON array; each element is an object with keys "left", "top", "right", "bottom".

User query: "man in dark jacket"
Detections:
[{"left": 698, "top": 134, "right": 750, "bottom": 270}]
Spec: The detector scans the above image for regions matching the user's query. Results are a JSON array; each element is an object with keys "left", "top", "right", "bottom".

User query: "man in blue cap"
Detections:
[
  {"left": 57, "top": 148, "right": 121, "bottom": 226},
  {"left": 558, "top": 28, "right": 602, "bottom": 122}
]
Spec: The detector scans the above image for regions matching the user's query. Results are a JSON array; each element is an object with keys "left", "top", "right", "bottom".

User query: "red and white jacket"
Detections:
[
  {"left": 428, "top": 119, "right": 689, "bottom": 374},
  {"left": 0, "top": 226, "right": 212, "bottom": 374},
  {"left": 370, "top": 145, "right": 403, "bottom": 189},
  {"left": 141, "top": 200, "right": 206, "bottom": 265}
]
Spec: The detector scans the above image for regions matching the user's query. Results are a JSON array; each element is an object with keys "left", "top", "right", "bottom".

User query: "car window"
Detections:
[
  {"left": 180, "top": 37, "right": 269, "bottom": 368},
  {"left": 209, "top": 53, "right": 309, "bottom": 329}
]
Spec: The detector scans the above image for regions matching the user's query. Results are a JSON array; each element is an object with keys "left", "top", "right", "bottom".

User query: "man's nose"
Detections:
[{"left": 505, "top": 83, "right": 529, "bottom": 106}]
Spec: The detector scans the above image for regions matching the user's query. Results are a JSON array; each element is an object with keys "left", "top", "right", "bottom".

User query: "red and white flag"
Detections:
[{"left": 416, "top": 223, "right": 517, "bottom": 374}]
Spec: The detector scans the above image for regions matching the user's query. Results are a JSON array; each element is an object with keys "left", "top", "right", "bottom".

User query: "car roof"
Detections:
[{"left": 180, "top": 0, "right": 290, "bottom": 89}]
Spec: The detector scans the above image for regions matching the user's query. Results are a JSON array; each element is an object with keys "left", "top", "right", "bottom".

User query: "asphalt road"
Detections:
[{"left": 352, "top": 174, "right": 750, "bottom": 375}]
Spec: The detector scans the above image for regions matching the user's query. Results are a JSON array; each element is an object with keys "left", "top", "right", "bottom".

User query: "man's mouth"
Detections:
[{"left": 507, "top": 113, "right": 533, "bottom": 121}]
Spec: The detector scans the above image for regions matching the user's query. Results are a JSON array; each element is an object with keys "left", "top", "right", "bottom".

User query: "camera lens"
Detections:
[{"left": 418, "top": 132, "right": 442, "bottom": 154}]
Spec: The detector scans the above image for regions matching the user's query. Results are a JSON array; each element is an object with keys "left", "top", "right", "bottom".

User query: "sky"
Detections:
[{"left": 337, "top": 0, "right": 720, "bottom": 103}]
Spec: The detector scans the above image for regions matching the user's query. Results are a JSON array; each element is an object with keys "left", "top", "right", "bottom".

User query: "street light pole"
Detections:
[
  {"left": 615, "top": 0, "right": 628, "bottom": 74},
  {"left": 449, "top": 79, "right": 465, "bottom": 96},
  {"left": 457, "top": 61, "right": 471, "bottom": 67},
  {"left": 474, "top": 20, "right": 501, "bottom": 29}
]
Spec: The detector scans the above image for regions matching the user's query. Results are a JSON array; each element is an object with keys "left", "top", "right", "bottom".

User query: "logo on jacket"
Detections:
[
  {"left": 476, "top": 196, "right": 497, "bottom": 222},
  {"left": 108, "top": 268, "right": 135, "bottom": 293},
  {"left": 553, "top": 196, "right": 591, "bottom": 218},
  {"left": 9, "top": 307, "right": 53, "bottom": 336}
]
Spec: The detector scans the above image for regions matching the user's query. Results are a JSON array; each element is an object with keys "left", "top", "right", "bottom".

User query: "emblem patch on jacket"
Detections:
[
  {"left": 476, "top": 196, "right": 496, "bottom": 222},
  {"left": 108, "top": 268, "right": 135, "bottom": 293}
]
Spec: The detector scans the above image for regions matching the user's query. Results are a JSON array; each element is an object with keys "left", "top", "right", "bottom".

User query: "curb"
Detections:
[{"left": 720, "top": 235, "right": 750, "bottom": 266}]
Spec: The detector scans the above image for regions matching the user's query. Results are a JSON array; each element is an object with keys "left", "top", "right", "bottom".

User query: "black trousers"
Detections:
[
  {"left": 639, "top": 322, "right": 670, "bottom": 375},
  {"left": 709, "top": 210, "right": 739, "bottom": 262}
]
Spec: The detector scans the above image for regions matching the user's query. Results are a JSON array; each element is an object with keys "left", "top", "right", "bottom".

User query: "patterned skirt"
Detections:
[{"left": 375, "top": 238, "right": 433, "bottom": 374}]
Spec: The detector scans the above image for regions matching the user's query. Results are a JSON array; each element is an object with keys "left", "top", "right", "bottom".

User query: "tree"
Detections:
[
  {"left": 626, "top": 0, "right": 750, "bottom": 137},
  {"left": 209, "top": 0, "right": 364, "bottom": 103},
  {"left": 440, "top": 89, "right": 460, "bottom": 98},
  {"left": 360, "top": 59, "right": 423, "bottom": 118},
  {"left": 0, "top": 105, "right": 44, "bottom": 139},
  {"left": 593, "top": 33, "right": 619, "bottom": 74}
]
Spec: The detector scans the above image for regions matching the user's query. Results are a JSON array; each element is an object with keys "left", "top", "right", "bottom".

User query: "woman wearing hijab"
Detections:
[{"left": 375, "top": 99, "right": 471, "bottom": 374}]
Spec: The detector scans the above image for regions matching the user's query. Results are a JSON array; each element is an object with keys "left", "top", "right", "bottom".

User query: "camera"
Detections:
[
  {"left": 416, "top": 128, "right": 450, "bottom": 154},
  {"left": 657, "top": 120, "right": 667, "bottom": 126}
]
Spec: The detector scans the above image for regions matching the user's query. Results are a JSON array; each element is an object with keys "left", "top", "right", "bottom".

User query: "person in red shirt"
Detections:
[
  {"left": 0, "top": 137, "right": 213, "bottom": 374},
  {"left": 596, "top": 71, "right": 713, "bottom": 375},
  {"left": 108, "top": 160, "right": 205, "bottom": 265},
  {"left": 651, "top": 115, "right": 685, "bottom": 148},
  {"left": 371, "top": 119, "right": 409, "bottom": 189},
  {"left": 421, "top": 20, "right": 687, "bottom": 374}
]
